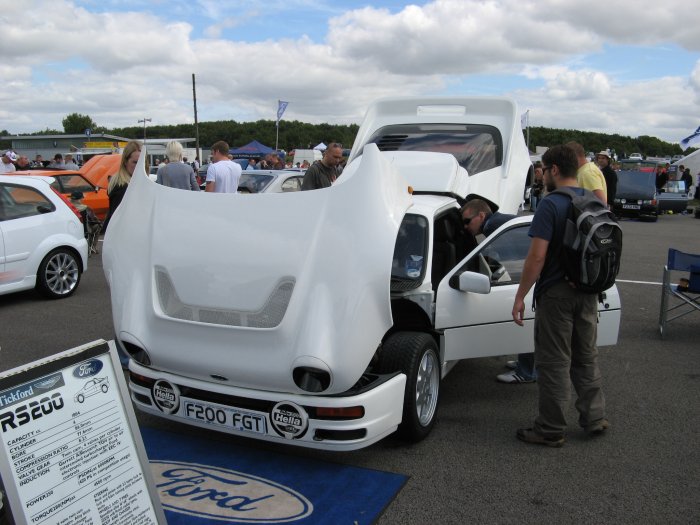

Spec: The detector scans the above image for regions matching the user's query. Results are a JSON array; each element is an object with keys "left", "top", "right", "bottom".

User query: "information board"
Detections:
[{"left": 0, "top": 340, "right": 165, "bottom": 525}]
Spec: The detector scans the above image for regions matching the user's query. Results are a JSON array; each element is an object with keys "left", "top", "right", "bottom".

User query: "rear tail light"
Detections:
[{"left": 51, "top": 187, "right": 84, "bottom": 222}]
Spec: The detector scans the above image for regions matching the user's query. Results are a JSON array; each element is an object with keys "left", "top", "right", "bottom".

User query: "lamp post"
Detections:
[{"left": 138, "top": 118, "right": 152, "bottom": 143}]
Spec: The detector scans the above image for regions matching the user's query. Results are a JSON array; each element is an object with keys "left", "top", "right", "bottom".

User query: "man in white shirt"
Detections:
[
  {"left": 1, "top": 151, "right": 17, "bottom": 173},
  {"left": 205, "top": 141, "right": 242, "bottom": 193}
]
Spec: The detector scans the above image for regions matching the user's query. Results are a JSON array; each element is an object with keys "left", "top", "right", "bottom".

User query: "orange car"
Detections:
[
  {"left": 80, "top": 153, "right": 121, "bottom": 190},
  {"left": 9, "top": 169, "right": 110, "bottom": 220}
]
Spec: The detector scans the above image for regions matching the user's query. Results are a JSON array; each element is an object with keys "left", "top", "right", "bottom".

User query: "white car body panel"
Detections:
[
  {"left": 348, "top": 96, "right": 531, "bottom": 215},
  {"left": 104, "top": 144, "right": 412, "bottom": 395},
  {"left": 0, "top": 175, "right": 88, "bottom": 296}
]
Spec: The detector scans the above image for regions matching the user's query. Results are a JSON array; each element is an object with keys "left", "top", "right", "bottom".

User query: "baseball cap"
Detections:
[{"left": 4, "top": 151, "right": 18, "bottom": 162}]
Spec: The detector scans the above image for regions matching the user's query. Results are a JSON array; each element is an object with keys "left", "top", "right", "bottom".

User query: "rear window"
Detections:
[
  {"left": 0, "top": 182, "right": 55, "bottom": 221},
  {"left": 363, "top": 123, "right": 503, "bottom": 176},
  {"left": 54, "top": 174, "right": 95, "bottom": 194}
]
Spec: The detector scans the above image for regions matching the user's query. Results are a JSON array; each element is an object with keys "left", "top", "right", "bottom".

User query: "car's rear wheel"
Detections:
[
  {"left": 379, "top": 331, "right": 440, "bottom": 442},
  {"left": 36, "top": 248, "right": 81, "bottom": 299}
]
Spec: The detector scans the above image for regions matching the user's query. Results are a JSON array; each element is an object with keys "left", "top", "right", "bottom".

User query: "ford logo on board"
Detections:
[
  {"left": 72, "top": 359, "right": 104, "bottom": 378},
  {"left": 150, "top": 460, "right": 313, "bottom": 522}
]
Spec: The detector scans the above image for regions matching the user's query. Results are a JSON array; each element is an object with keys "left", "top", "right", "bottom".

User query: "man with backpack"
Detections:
[{"left": 511, "top": 144, "right": 618, "bottom": 447}]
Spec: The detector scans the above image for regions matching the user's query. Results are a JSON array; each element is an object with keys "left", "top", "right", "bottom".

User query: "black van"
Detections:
[{"left": 612, "top": 170, "right": 659, "bottom": 221}]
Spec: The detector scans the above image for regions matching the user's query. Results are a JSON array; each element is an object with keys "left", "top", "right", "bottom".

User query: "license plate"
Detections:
[
  {"left": 181, "top": 399, "right": 267, "bottom": 434},
  {"left": 622, "top": 204, "right": 640, "bottom": 209}
]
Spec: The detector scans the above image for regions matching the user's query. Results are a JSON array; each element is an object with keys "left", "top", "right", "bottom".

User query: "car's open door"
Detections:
[{"left": 434, "top": 218, "right": 620, "bottom": 363}]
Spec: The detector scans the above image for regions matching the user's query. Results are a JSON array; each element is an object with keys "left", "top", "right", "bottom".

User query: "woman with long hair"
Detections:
[{"left": 102, "top": 140, "right": 142, "bottom": 232}]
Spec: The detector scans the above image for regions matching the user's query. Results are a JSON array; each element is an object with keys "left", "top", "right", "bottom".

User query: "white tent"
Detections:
[
  {"left": 673, "top": 148, "right": 700, "bottom": 175},
  {"left": 313, "top": 142, "right": 327, "bottom": 151}
]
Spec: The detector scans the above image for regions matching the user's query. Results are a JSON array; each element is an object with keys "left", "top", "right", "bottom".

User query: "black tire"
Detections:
[
  {"left": 379, "top": 332, "right": 441, "bottom": 442},
  {"left": 36, "top": 248, "right": 81, "bottom": 299}
]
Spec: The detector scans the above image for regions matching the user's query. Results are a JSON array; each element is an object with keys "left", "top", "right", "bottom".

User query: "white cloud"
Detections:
[{"left": 1, "top": 0, "right": 699, "bottom": 143}]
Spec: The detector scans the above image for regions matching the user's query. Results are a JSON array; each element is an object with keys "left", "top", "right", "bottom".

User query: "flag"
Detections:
[
  {"left": 277, "top": 100, "right": 288, "bottom": 123},
  {"left": 520, "top": 109, "right": 529, "bottom": 130},
  {"left": 679, "top": 125, "right": 700, "bottom": 151}
]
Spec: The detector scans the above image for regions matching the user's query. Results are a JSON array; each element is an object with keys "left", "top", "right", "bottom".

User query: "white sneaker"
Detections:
[
  {"left": 505, "top": 360, "right": 517, "bottom": 370},
  {"left": 496, "top": 370, "right": 536, "bottom": 384}
]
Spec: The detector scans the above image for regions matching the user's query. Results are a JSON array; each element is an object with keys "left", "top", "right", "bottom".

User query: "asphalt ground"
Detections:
[{"left": 1, "top": 212, "right": 699, "bottom": 524}]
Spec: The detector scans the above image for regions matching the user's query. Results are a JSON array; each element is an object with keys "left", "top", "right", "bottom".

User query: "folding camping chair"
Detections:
[
  {"left": 81, "top": 207, "right": 103, "bottom": 256},
  {"left": 658, "top": 248, "right": 700, "bottom": 337}
]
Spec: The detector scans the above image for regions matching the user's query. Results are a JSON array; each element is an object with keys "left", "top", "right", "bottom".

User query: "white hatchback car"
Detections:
[{"left": 0, "top": 175, "right": 88, "bottom": 299}]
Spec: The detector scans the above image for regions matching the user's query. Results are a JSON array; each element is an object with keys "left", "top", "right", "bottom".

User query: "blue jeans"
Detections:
[{"left": 515, "top": 353, "right": 537, "bottom": 380}]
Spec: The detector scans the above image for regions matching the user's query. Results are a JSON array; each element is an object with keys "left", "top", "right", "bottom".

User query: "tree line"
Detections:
[{"left": 1, "top": 112, "right": 695, "bottom": 158}]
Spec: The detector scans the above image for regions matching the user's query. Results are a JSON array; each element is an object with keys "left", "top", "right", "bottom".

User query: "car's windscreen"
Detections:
[
  {"left": 391, "top": 214, "right": 429, "bottom": 290},
  {"left": 363, "top": 124, "right": 503, "bottom": 176},
  {"left": 239, "top": 173, "right": 274, "bottom": 193},
  {"left": 54, "top": 175, "right": 95, "bottom": 194},
  {"left": 616, "top": 171, "right": 655, "bottom": 197}
]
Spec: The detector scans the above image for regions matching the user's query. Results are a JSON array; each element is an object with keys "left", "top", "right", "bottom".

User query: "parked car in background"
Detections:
[
  {"left": 0, "top": 175, "right": 88, "bottom": 298},
  {"left": 238, "top": 170, "right": 305, "bottom": 193},
  {"left": 618, "top": 159, "right": 657, "bottom": 172},
  {"left": 628, "top": 153, "right": 643, "bottom": 160},
  {"left": 612, "top": 170, "right": 659, "bottom": 221},
  {"left": 79, "top": 153, "right": 121, "bottom": 190},
  {"left": 658, "top": 179, "right": 690, "bottom": 214}
]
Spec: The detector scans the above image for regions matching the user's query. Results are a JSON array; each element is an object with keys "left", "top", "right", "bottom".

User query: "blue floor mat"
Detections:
[{"left": 140, "top": 426, "right": 407, "bottom": 524}]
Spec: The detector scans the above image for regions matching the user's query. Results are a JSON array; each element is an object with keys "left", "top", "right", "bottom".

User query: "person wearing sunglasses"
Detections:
[{"left": 460, "top": 198, "right": 535, "bottom": 384}]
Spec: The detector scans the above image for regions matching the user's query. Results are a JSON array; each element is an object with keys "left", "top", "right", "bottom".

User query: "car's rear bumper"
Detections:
[{"left": 128, "top": 360, "right": 406, "bottom": 451}]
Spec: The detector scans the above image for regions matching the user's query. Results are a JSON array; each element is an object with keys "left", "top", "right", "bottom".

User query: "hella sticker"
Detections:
[
  {"left": 33, "top": 373, "right": 63, "bottom": 390},
  {"left": 153, "top": 380, "right": 180, "bottom": 414},
  {"left": 72, "top": 359, "right": 104, "bottom": 378},
  {"left": 151, "top": 460, "right": 313, "bottom": 523},
  {"left": 270, "top": 401, "right": 308, "bottom": 439}
]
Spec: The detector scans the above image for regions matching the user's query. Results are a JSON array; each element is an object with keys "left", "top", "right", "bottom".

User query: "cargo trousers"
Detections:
[{"left": 532, "top": 280, "right": 606, "bottom": 438}]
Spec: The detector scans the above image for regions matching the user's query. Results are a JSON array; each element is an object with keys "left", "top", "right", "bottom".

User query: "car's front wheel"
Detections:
[
  {"left": 36, "top": 248, "right": 82, "bottom": 299},
  {"left": 379, "top": 332, "right": 441, "bottom": 442}
]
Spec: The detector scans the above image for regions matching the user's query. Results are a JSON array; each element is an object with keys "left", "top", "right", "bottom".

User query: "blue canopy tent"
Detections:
[{"left": 229, "top": 140, "right": 274, "bottom": 159}]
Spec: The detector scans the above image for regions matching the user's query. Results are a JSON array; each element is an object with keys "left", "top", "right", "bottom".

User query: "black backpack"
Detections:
[{"left": 552, "top": 187, "right": 622, "bottom": 293}]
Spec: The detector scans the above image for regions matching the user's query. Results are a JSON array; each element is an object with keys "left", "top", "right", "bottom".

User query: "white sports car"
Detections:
[{"left": 103, "top": 97, "right": 621, "bottom": 451}]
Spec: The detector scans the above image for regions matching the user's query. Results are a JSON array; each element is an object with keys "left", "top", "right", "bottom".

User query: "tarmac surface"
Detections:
[{"left": 1, "top": 212, "right": 699, "bottom": 524}]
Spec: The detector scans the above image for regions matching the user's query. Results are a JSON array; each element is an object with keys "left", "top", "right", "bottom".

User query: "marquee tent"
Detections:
[
  {"left": 229, "top": 140, "right": 274, "bottom": 159},
  {"left": 313, "top": 142, "right": 327, "bottom": 151}
]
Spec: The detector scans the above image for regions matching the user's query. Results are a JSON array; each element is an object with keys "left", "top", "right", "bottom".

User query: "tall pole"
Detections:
[
  {"left": 138, "top": 118, "right": 151, "bottom": 143},
  {"left": 192, "top": 74, "right": 200, "bottom": 163}
]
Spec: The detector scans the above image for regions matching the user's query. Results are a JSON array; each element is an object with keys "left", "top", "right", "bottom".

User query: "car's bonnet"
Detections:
[{"left": 103, "top": 144, "right": 414, "bottom": 393}]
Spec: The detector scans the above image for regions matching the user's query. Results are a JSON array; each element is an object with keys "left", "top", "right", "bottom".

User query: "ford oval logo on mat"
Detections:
[{"left": 150, "top": 460, "right": 313, "bottom": 523}]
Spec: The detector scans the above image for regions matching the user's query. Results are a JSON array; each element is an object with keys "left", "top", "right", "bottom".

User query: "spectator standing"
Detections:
[
  {"left": 64, "top": 154, "right": 79, "bottom": 170},
  {"left": 205, "top": 141, "right": 242, "bottom": 193},
  {"left": 156, "top": 141, "right": 199, "bottom": 191},
  {"left": 15, "top": 155, "right": 31, "bottom": 170},
  {"left": 655, "top": 165, "right": 668, "bottom": 191},
  {"left": 32, "top": 154, "right": 45, "bottom": 167},
  {"left": 596, "top": 151, "right": 617, "bottom": 207},
  {"left": 192, "top": 156, "right": 200, "bottom": 171},
  {"left": 103, "top": 140, "right": 142, "bottom": 232},
  {"left": 680, "top": 168, "right": 692, "bottom": 195},
  {"left": 246, "top": 158, "right": 257, "bottom": 170},
  {"left": 461, "top": 198, "right": 535, "bottom": 384},
  {"left": 49, "top": 153, "right": 66, "bottom": 169},
  {"left": 301, "top": 143, "right": 343, "bottom": 190},
  {"left": 1, "top": 151, "right": 17, "bottom": 173},
  {"left": 530, "top": 162, "right": 544, "bottom": 211},
  {"left": 566, "top": 141, "right": 607, "bottom": 204},
  {"left": 512, "top": 144, "right": 608, "bottom": 447}
]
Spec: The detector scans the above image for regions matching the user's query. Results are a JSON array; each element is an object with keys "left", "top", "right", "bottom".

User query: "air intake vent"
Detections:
[
  {"left": 155, "top": 267, "right": 294, "bottom": 328},
  {"left": 375, "top": 134, "right": 409, "bottom": 151}
]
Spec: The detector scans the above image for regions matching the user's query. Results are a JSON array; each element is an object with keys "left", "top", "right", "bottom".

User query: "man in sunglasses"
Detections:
[{"left": 461, "top": 199, "right": 535, "bottom": 384}]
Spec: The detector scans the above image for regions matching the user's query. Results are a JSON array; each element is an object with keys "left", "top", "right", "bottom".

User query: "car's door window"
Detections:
[
  {"left": 281, "top": 176, "right": 302, "bottom": 192},
  {"left": 0, "top": 183, "right": 55, "bottom": 221},
  {"left": 471, "top": 224, "right": 531, "bottom": 286}
]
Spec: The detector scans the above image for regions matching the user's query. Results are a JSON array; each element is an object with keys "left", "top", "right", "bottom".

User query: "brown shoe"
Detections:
[
  {"left": 585, "top": 419, "right": 610, "bottom": 436},
  {"left": 517, "top": 428, "right": 565, "bottom": 447}
]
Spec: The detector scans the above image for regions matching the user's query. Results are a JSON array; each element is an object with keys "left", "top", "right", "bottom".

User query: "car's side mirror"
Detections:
[{"left": 451, "top": 271, "right": 491, "bottom": 293}]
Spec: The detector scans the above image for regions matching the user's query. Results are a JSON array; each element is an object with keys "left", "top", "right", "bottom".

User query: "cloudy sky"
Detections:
[{"left": 2, "top": 0, "right": 700, "bottom": 144}]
